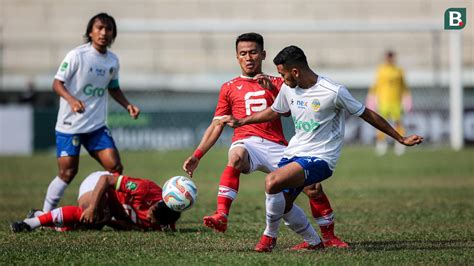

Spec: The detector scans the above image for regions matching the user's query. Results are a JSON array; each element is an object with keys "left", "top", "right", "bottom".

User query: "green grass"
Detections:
[{"left": 1, "top": 146, "right": 473, "bottom": 264}]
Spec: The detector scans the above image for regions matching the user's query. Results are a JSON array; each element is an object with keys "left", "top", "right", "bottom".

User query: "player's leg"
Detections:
[
  {"left": 375, "top": 106, "right": 389, "bottom": 156},
  {"left": 11, "top": 206, "right": 83, "bottom": 232},
  {"left": 203, "top": 144, "right": 249, "bottom": 232},
  {"left": 257, "top": 157, "right": 333, "bottom": 252},
  {"left": 283, "top": 202, "right": 324, "bottom": 251},
  {"left": 43, "top": 132, "right": 81, "bottom": 212},
  {"left": 303, "top": 183, "right": 349, "bottom": 248},
  {"left": 255, "top": 162, "right": 306, "bottom": 252},
  {"left": 86, "top": 127, "right": 123, "bottom": 174}
]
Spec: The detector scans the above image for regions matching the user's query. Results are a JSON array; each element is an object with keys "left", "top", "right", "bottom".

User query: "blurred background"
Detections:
[{"left": 0, "top": 0, "right": 472, "bottom": 154}]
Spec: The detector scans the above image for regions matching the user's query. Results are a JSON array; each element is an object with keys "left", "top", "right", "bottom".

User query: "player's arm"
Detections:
[
  {"left": 360, "top": 108, "right": 423, "bottom": 146},
  {"left": 223, "top": 107, "right": 280, "bottom": 128},
  {"left": 52, "top": 79, "right": 85, "bottom": 113},
  {"left": 108, "top": 87, "right": 140, "bottom": 119},
  {"left": 80, "top": 174, "right": 118, "bottom": 224},
  {"left": 182, "top": 118, "right": 226, "bottom": 177}
]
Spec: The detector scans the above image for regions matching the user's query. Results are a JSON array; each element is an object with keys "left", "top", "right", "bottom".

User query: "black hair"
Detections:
[
  {"left": 84, "top": 13, "right": 117, "bottom": 45},
  {"left": 235, "top": 32, "right": 264, "bottom": 51},
  {"left": 152, "top": 201, "right": 181, "bottom": 227},
  {"left": 273, "top": 45, "right": 308, "bottom": 68}
]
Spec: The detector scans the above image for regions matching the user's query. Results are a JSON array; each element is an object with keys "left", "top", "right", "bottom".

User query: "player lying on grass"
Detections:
[
  {"left": 10, "top": 171, "right": 181, "bottom": 232},
  {"left": 223, "top": 45, "right": 424, "bottom": 252}
]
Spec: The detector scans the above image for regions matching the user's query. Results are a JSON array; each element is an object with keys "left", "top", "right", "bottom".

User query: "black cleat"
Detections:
[
  {"left": 10, "top": 221, "right": 32, "bottom": 233},
  {"left": 26, "top": 208, "right": 42, "bottom": 219}
]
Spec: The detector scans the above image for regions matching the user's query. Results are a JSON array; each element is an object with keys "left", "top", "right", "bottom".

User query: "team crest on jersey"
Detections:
[
  {"left": 126, "top": 181, "right": 137, "bottom": 191},
  {"left": 311, "top": 99, "right": 321, "bottom": 112},
  {"left": 72, "top": 136, "right": 80, "bottom": 146},
  {"left": 109, "top": 67, "right": 114, "bottom": 75}
]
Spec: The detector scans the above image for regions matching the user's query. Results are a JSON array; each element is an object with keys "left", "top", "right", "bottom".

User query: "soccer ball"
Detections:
[{"left": 162, "top": 176, "right": 198, "bottom": 212}]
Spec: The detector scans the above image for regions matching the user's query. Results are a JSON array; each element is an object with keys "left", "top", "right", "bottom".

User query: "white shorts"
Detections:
[
  {"left": 77, "top": 171, "right": 111, "bottom": 200},
  {"left": 229, "top": 136, "right": 285, "bottom": 174}
]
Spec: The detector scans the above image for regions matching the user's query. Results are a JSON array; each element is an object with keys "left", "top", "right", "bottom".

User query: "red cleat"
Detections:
[
  {"left": 323, "top": 236, "right": 349, "bottom": 248},
  {"left": 290, "top": 241, "right": 324, "bottom": 251},
  {"left": 203, "top": 212, "right": 228, "bottom": 233},
  {"left": 321, "top": 223, "right": 349, "bottom": 248},
  {"left": 254, "top": 235, "right": 277, "bottom": 252}
]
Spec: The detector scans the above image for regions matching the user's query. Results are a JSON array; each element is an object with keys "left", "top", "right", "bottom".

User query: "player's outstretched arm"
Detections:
[
  {"left": 223, "top": 107, "right": 280, "bottom": 128},
  {"left": 183, "top": 119, "right": 226, "bottom": 177},
  {"left": 53, "top": 79, "right": 85, "bottom": 113},
  {"left": 108, "top": 88, "right": 140, "bottom": 119},
  {"left": 81, "top": 174, "right": 118, "bottom": 224},
  {"left": 360, "top": 108, "right": 423, "bottom": 146}
]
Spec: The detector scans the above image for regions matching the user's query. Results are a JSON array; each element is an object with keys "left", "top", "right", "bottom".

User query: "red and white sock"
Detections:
[
  {"left": 309, "top": 193, "right": 336, "bottom": 238},
  {"left": 216, "top": 166, "right": 240, "bottom": 216},
  {"left": 24, "top": 206, "right": 82, "bottom": 230}
]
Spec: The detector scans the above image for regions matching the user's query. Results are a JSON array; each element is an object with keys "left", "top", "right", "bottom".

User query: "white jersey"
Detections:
[
  {"left": 271, "top": 76, "right": 365, "bottom": 170},
  {"left": 54, "top": 43, "right": 120, "bottom": 134}
]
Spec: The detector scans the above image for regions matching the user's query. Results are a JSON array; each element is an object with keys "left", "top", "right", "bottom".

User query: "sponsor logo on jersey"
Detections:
[
  {"left": 95, "top": 68, "right": 106, "bottom": 77},
  {"left": 236, "top": 85, "right": 243, "bottom": 90},
  {"left": 60, "top": 62, "right": 68, "bottom": 72},
  {"left": 126, "top": 181, "right": 137, "bottom": 191},
  {"left": 292, "top": 116, "right": 320, "bottom": 133},
  {"left": 311, "top": 99, "right": 321, "bottom": 112},
  {"left": 83, "top": 84, "right": 106, "bottom": 97},
  {"left": 296, "top": 100, "right": 308, "bottom": 109}
]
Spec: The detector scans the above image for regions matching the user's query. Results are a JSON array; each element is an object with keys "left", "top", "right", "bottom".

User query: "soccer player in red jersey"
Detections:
[
  {"left": 182, "top": 33, "right": 348, "bottom": 248},
  {"left": 10, "top": 171, "right": 180, "bottom": 232}
]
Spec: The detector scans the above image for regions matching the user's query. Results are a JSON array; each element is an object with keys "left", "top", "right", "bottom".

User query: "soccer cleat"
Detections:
[
  {"left": 254, "top": 235, "right": 277, "bottom": 252},
  {"left": 290, "top": 241, "right": 324, "bottom": 251},
  {"left": 10, "top": 221, "right": 32, "bottom": 233},
  {"left": 323, "top": 236, "right": 349, "bottom": 248},
  {"left": 321, "top": 224, "right": 349, "bottom": 248},
  {"left": 203, "top": 212, "right": 228, "bottom": 233},
  {"left": 26, "top": 208, "right": 42, "bottom": 219}
]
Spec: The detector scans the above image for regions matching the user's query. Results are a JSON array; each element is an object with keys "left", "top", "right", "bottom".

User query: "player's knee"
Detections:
[
  {"left": 265, "top": 173, "right": 280, "bottom": 194},
  {"left": 227, "top": 153, "right": 245, "bottom": 170},
  {"left": 303, "top": 183, "right": 324, "bottom": 199},
  {"left": 106, "top": 163, "right": 123, "bottom": 174},
  {"left": 58, "top": 168, "right": 78, "bottom": 183}
]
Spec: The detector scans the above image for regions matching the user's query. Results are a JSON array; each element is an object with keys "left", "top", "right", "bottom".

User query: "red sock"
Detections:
[
  {"left": 216, "top": 166, "right": 240, "bottom": 215},
  {"left": 309, "top": 193, "right": 335, "bottom": 237},
  {"left": 38, "top": 206, "right": 83, "bottom": 228}
]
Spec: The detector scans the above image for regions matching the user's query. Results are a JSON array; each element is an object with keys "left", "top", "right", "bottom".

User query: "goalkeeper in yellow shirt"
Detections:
[{"left": 367, "top": 51, "right": 412, "bottom": 156}]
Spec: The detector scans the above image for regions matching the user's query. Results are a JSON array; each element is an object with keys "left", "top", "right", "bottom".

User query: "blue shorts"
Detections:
[
  {"left": 56, "top": 126, "right": 117, "bottom": 157},
  {"left": 278, "top": 156, "right": 333, "bottom": 196}
]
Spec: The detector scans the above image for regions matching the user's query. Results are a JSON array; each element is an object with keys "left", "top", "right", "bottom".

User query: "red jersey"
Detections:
[
  {"left": 215, "top": 75, "right": 288, "bottom": 145},
  {"left": 108, "top": 175, "right": 163, "bottom": 230}
]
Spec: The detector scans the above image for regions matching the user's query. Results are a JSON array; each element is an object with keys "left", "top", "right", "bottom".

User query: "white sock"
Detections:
[
  {"left": 283, "top": 204, "right": 322, "bottom": 246},
  {"left": 43, "top": 176, "right": 68, "bottom": 212},
  {"left": 263, "top": 192, "right": 285, "bottom": 238},
  {"left": 23, "top": 217, "right": 41, "bottom": 230}
]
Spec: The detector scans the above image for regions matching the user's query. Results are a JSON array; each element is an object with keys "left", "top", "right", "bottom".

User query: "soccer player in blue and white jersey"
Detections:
[
  {"left": 42, "top": 13, "right": 140, "bottom": 213},
  {"left": 224, "top": 45, "right": 423, "bottom": 252}
]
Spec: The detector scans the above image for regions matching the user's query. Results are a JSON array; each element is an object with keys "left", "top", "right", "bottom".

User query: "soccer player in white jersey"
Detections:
[
  {"left": 224, "top": 45, "right": 424, "bottom": 252},
  {"left": 41, "top": 13, "right": 140, "bottom": 213},
  {"left": 183, "top": 33, "right": 348, "bottom": 249}
]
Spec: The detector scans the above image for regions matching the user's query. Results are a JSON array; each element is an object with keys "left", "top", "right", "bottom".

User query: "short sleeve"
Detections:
[
  {"left": 214, "top": 84, "right": 231, "bottom": 119},
  {"left": 271, "top": 84, "right": 290, "bottom": 114},
  {"left": 335, "top": 86, "right": 365, "bottom": 116},
  {"left": 54, "top": 50, "right": 78, "bottom": 82}
]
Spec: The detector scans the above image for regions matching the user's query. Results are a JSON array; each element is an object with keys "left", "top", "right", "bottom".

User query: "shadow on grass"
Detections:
[{"left": 353, "top": 239, "right": 474, "bottom": 251}]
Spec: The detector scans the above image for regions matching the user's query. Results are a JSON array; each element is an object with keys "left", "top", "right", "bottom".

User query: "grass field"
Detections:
[{"left": 1, "top": 146, "right": 473, "bottom": 264}]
